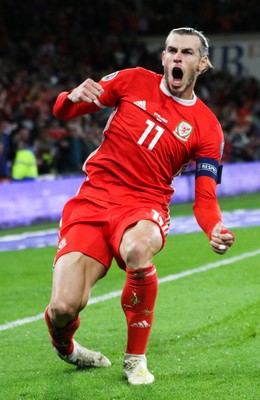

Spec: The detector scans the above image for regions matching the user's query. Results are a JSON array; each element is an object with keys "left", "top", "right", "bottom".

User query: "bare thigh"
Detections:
[
  {"left": 49, "top": 251, "right": 106, "bottom": 326},
  {"left": 119, "top": 220, "right": 163, "bottom": 268}
]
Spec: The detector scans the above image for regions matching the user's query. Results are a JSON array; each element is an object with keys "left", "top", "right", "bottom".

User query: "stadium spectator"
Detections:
[
  {"left": 0, "top": 142, "right": 8, "bottom": 179},
  {"left": 34, "top": 129, "right": 55, "bottom": 175},
  {"left": 0, "top": 0, "right": 260, "bottom": 179},
  {"left": 11, "top": 138, "right": 38, "bottom": 180},
  {"left": 44, "top": 27, "right": 235, "bottom": 385},
  {"left": 0, "top": 120, "right": 17, "bottom": 180}
]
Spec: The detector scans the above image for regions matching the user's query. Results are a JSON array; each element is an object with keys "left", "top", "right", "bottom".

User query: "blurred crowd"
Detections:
[{"left": 1, "top": 0, "right": 260, "bottom": 181}]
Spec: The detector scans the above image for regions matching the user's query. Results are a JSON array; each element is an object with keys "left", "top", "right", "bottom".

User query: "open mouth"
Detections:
[{"left": 172, "top": 67, "right": 183, "bottom": 85}]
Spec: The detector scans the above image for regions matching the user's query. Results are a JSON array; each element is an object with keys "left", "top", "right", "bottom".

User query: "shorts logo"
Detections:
[
  {"left": 101, "top": 71, "right": 119, "bottom": 81},
  {"left": 151, "top": 209, "right": 169, "bottom": 235},
  {"left": 173, "top": 121, "right": 193, "bottom": 141},
  {"left": 58, "top": 238, "right": 66, "bottom": 251}
]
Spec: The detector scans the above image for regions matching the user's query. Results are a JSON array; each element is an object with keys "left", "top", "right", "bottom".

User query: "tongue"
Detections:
[{"left": 172, "top": 78, "right": 182, "bottom": 87}]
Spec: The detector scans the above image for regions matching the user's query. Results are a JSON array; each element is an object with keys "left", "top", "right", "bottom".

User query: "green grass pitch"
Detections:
[{"left": 0, "top": 193, "right": 259, "bottom": 400}]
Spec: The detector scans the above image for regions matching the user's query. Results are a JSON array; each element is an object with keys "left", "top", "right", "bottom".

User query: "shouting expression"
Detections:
[{"left": 162, "top": 33, "right": 209, "bottom": 100}]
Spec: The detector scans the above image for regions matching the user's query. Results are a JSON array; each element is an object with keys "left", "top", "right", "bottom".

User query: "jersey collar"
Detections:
[{"left": 160, "top": 79, "right": 197, "bottom": 106}]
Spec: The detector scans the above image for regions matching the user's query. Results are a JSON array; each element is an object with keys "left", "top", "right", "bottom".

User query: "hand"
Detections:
[
  {"left": 210, "top": 222, "right": 235, "bottom": 255},
  {"left": 67, "top": 78, "right": 104, "bottom": 104}
]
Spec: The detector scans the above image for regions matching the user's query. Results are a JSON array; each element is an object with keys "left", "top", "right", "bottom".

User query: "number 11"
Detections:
[{"left": 137, "top": 119, "right": 164, "bottom": 150}]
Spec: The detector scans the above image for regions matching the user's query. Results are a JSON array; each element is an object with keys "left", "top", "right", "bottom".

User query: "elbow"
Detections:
[
  {"left": 53, "top": 106, "right": 69, "bottom": 121},
  {"left": 52, "top": 92, "right": 73, "bottom": 120}
]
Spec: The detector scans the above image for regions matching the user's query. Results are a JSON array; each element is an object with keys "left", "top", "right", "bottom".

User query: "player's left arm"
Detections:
[
  {"left": 193, "top": 120, "right": 235, "bottom": 255},
  {"left": 193, "top": 174, "right": 235, "bottom": 255}
]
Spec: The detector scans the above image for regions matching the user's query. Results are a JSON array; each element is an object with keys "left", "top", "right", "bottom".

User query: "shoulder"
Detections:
[
  {"left": 193, "top": 97, "right": 224, "bottom": 159},
  {"left": 195, "top": 97, "right": 220, "bottom": 126},
  {"left": 113, "top": 67, "right": 161, "bottom": 81},
  {"left": 100, "top": 67, "right": 159, "bottom": 86},
  {"left": 100, "top": 67, "right": 162, "bottom": 95},
  {"left": 97, "top": 67, "right": 161, "bottom": 106},
  {"left": 134, "top": 67, "right": 163, "bottom": 84}
]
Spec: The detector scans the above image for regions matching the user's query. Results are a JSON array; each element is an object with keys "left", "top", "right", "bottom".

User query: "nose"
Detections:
[{"left": 173, "top": 51, "right": 182, "bottom": 63}]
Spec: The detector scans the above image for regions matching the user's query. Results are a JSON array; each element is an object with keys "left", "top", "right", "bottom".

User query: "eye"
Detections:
[{"left": 183, "top": 49, "right": 193, "bottom": 55}]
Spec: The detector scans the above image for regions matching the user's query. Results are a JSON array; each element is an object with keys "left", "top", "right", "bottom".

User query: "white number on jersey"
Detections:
[{"left": 137, "top": 119, "right": 165, "bottom": 150}]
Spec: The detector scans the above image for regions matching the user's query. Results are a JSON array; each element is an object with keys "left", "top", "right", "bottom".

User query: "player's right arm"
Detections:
[
  {"left": 53, "top": 79, "right": 104, "bottom": 120},
  {"left": 67, "top": 78, "right": 104, "bottom": 104},
  {"left": 54, "top": 69, "right": 136, "bottom": 121}
]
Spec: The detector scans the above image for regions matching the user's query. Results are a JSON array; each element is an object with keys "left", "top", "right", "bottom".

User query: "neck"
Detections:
[{"left": 160, "top": 79, "right": 197, "bottom": 105}]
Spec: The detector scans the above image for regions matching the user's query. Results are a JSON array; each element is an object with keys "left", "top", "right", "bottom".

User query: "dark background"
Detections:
[{"left": 1, "top": 0, "right": 260, "bottom": 179}]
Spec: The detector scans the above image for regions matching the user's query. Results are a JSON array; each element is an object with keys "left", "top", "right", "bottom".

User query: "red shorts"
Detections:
[{"left": 54, "top": 196, "right": 170, "bottom": 271}]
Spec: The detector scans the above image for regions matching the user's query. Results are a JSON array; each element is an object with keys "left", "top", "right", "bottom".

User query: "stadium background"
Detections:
[
  {"left": 1, "top": 3, "right": 260, "bottom": 400},
  {"left": 0, "top": 0, "right": 260, "bottom": 225}
]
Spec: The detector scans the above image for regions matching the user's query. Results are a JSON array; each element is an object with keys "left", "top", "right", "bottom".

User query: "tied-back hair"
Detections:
[{"left": 166, "top": 27, "right": 214, "bottom": 72}]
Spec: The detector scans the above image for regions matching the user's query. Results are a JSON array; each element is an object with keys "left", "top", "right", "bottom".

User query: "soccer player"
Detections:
[{"left": 45, "top": 27, "right": 235, "bottom": 385}]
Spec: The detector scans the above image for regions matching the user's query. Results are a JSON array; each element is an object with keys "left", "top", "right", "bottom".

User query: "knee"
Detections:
[
  {"left": 49, "top": 300, "right": 78, "bottom": 322},
  {"left": 123, "top": 237, "right": 155, "bottom": 268}
]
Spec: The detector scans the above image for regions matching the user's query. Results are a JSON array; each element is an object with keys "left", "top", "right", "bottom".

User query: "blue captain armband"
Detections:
[{"left": 195, "top": 158, "right": 223, "bottom": 184}]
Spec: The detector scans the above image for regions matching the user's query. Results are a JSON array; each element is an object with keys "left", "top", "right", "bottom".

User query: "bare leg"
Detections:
[
  {"left": 48, "top": 252, "right": 106, "bottom": 326},
  {"left": 45, "top": 252, "right": 111, "bottom": 367}
]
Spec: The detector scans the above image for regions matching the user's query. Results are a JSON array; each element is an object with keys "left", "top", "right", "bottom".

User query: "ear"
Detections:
[
  {"left": 162, "top": 51, "right": 165, "bottom": 66},
  {"left": 198, "top": 56, "right": 208, "bottom": 74}
]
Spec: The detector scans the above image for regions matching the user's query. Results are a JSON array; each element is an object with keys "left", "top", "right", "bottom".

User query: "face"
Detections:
[{"left": 162, "top": 33, "right": 208, "bottom": 99}]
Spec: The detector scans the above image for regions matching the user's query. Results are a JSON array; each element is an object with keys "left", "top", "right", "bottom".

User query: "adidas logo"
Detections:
[
  {"left": 130, "top": 320, "right": 150, "bottom": 328},
  {"left": 133, "top": 100, "right": 146, "bottom": 110}
]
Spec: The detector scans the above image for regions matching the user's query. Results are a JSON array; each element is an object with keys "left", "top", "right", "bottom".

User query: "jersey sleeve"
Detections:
[
  {"left": 193, "top": 175, "right": 222, "bottom": 239},
  {"left": 192, "top": 112, "right": 225, "bottom": 239},
  {"left": 53, "top": 91, "right": 101, "bottom": 120},
  {"left": 93, "top": 69, "right": 136, "bottom": 108},
  {"left": 194, "top": 120, "right": 224, "bottom": 162}
]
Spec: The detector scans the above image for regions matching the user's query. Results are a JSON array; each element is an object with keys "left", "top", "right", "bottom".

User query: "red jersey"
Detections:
[{"left": 54, "top": 67, "right": 224, "bottom": 237}]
